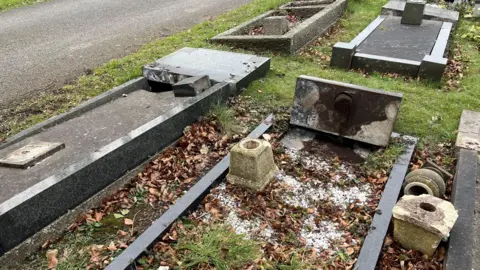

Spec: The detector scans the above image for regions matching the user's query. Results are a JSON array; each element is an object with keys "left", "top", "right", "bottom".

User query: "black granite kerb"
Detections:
[
  {"left": 105, "top": 114, "right": 274, "bottom": 270},
  {"left": 355, "top": 134, "right": 418, "bottom": 269},
  {"left": 444, "top": 149, "right": 478, "bottom": 270}
]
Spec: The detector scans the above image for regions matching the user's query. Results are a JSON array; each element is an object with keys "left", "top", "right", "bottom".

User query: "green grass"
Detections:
[
  {"left": 176, "top": 224, "right": 260, "bottom": 270},
  {"left": 1, "top": 0, "right": 479, "bottom": 148},
  {"left": 0, "top": 0, "right": 46, "bottom": 11}
]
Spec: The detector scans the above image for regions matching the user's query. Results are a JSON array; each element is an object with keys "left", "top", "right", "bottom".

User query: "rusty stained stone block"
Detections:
[
  {"left": 0, "top": 142, "right": 65, "bottom": 169},
  {"left": 290, "top": 76, "right": 403, "bottom": 147},
  {"left": 393, "top": 195, "right": 458, "bottom": 257}
]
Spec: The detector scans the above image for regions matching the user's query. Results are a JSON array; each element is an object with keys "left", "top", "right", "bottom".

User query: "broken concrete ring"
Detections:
[{"left": 403, "top": 168, "right": 446, "bottom": 197}]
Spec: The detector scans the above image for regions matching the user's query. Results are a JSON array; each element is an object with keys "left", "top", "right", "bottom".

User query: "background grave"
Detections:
[{"left": 210, "top": 0, "right": 347, "bottom": 54}]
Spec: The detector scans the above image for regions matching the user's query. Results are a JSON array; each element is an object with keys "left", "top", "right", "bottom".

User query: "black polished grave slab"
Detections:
[
  {"left": 331, "top": 15, "right": 453, "bottom": 81},
  {"left": 290, "top": 76, "right": 403, "bottom": 147},
  {"left": 356, "top": 17, "right": 441, "bottom": 61},
  {"left": 143, "top": 47, "right": 270, "bottom": 94}
]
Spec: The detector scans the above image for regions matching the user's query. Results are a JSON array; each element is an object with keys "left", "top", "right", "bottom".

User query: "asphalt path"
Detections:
[{"left": 0, "top": 0, "right": 252, "bottom": 106}]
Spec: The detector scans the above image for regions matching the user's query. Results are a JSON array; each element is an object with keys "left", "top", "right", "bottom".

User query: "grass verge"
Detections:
[{"left": 0, "top": 0, "right": 46, "bottom": 12}]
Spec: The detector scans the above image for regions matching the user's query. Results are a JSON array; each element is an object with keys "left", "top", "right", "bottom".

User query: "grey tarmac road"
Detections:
[{"left": 0, "top": 0, "right": 252, "bottom": 106}]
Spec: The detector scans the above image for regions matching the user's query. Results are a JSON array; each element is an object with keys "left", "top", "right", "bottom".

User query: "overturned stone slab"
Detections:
[
  {"left": 210, "top": 0, "right": 347, "bottom": 54},
  {"left": 381, "top": 0, "right": 459, "bottom": 27},
  {"left": 173, "top": 75, "right": 212, "bottom": 97},
  {"left": 331, "top": 15, "right": 453, "bottom": 81},
  {"left": 393, "top": 195, "right": 458, "bottom": 257},
  {"left": 143, "top": 48, "right": 270, "bottom": 94},
  {"left": 290, "top": 76, "right": 403, "bottom": 147},
  {"left": 455, "top": 110, "right": 480, "bottom": 153},
  {"left": 0, "top": 142, "right": 65, "bottom": 169}
]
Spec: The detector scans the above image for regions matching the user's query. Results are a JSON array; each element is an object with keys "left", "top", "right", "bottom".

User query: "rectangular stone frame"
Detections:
[
  {"left": 330, "top": 15, "right": 453, "bottom": 81},
  {"left": 210, "top": 0, "right": 347, "bottom": 54}
]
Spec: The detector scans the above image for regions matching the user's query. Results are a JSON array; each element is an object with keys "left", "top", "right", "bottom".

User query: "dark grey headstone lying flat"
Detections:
[
  {"left": 444, "top": 149, "right": 479, "bottom": 270},
  {"left": 106, "top": 114, "right": 274, "bottom": 270},
  {"left": 381, "top": 0, "right": 459, "bottom": 27},
  {"left": 290, "top": 76, "right": 403, "bottom": 147},
  {"left": 143, "top": 47, "right": 270, "bottom": 93}
]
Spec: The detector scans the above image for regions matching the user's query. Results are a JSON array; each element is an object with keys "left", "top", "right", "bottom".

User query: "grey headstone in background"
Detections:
[
  {"left": 264, "top": 16, "right": 289, "bottom": 35},
  {"left": 474, "top": 4, "right": 480, "bottom": 18},
  {"left": 290, "top": 75, "right": 403, "bottom": 147},
  {"left": 173, "top": 75, "right": 212, "bottom": 97},
  {"left": 0, "top": 142, "right": 65, "bottom": 169},
  {"left": 331, "top": 42, "right": 356, "bottom": 69},
  {"left": 402, "top": 0, "right": 426, "bottom": 25},
  {"left": 381, "top": 0, "right": 459, "bottom": 27}
]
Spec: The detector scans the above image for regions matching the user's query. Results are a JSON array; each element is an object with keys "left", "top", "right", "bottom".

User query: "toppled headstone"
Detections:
[
  {"left": 393, "top": 195, "right": 458, "bottom": 257},
  {"left": 172, "top": 75, "right": 212, "bottom": 97},
  {"left": 0, "top": 142, "right": 64, "bottom": 169},
  {"left": 264, "top": 16, "right": 289, "bottom": 35},
  {"left": 227, "top": 139, "right": 278, "bottom": 191},
  {"left": 143, "top": 48, "right": 270, "bottom": 94},
  {"left": 290, "top": 75, "right": 402, "bottom": 147},
  {"left": 455, "top": 110, "right": 480, "bottom": 153},
  {"left": 401, "top": 0, "right": 426, "bottom": 25}
]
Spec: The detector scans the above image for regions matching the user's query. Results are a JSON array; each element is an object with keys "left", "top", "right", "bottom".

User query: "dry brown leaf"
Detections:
[
  {"left": 124, "top": 218, "right": 134, "bottom": 226},
  {"left": 107, "top": 241, "right": 117, "bottom": 252},
  {"left": 46, "top": 249, "right": 58, "bottom": 269},
  {"left": 346, "top": 247, "right": 355, "bottom": 255},
  {"left": 94, "top": 211, "right": 104, "bottom": 222}
]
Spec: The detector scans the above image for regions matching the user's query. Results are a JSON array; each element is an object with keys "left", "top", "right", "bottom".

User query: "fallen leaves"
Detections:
[
  {"left": 124, "top": 218, "right": 134, "bottom": 226},
  {"left": 46, "top": 249, "right": 58, "bottom": 269}
]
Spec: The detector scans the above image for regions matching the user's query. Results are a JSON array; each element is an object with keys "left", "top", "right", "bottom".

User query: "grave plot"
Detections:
[
  {"left": 104, "top": 76, "right": 419, "bottom": 269},
  {"left": 0, "top": 48, "right": 269, "bottom": 256},
  {"left": 210, "top": 0, "right": 347, "bottom": 54},
  {"left": 331, "top": 1, "right": 454, "bottom": 81}
]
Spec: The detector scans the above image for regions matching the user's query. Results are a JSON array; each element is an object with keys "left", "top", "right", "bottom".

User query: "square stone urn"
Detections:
[
  {"left": 393, "top": 195, "right": 458, "bottom": 257},
  {"left": 227, "top": 139, "right": 279, "bottom": 191}
]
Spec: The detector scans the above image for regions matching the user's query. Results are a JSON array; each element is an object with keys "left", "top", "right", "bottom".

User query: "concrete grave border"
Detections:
[
  {"left": 105, "top": 114, "right": 274, "bottom": 270},
  {"left": 0, "top": 82, "right": 235, "bottom": 253},
  {"left": 355, "top": 134, "right": 418, "bottom": 269},
  {"left": 330, "top": 15, "right": 453, "bottom": 81},
  {"left": 0, "top": 77, "right": 149, "bottom": 151},
  {"left": 210, "top": 0, "right": 347, "bottom": 54}
]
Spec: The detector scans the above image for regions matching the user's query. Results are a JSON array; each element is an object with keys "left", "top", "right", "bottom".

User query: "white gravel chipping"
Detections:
[{"left": 301, "top": 215, "right": 343, "bottom": 251}]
